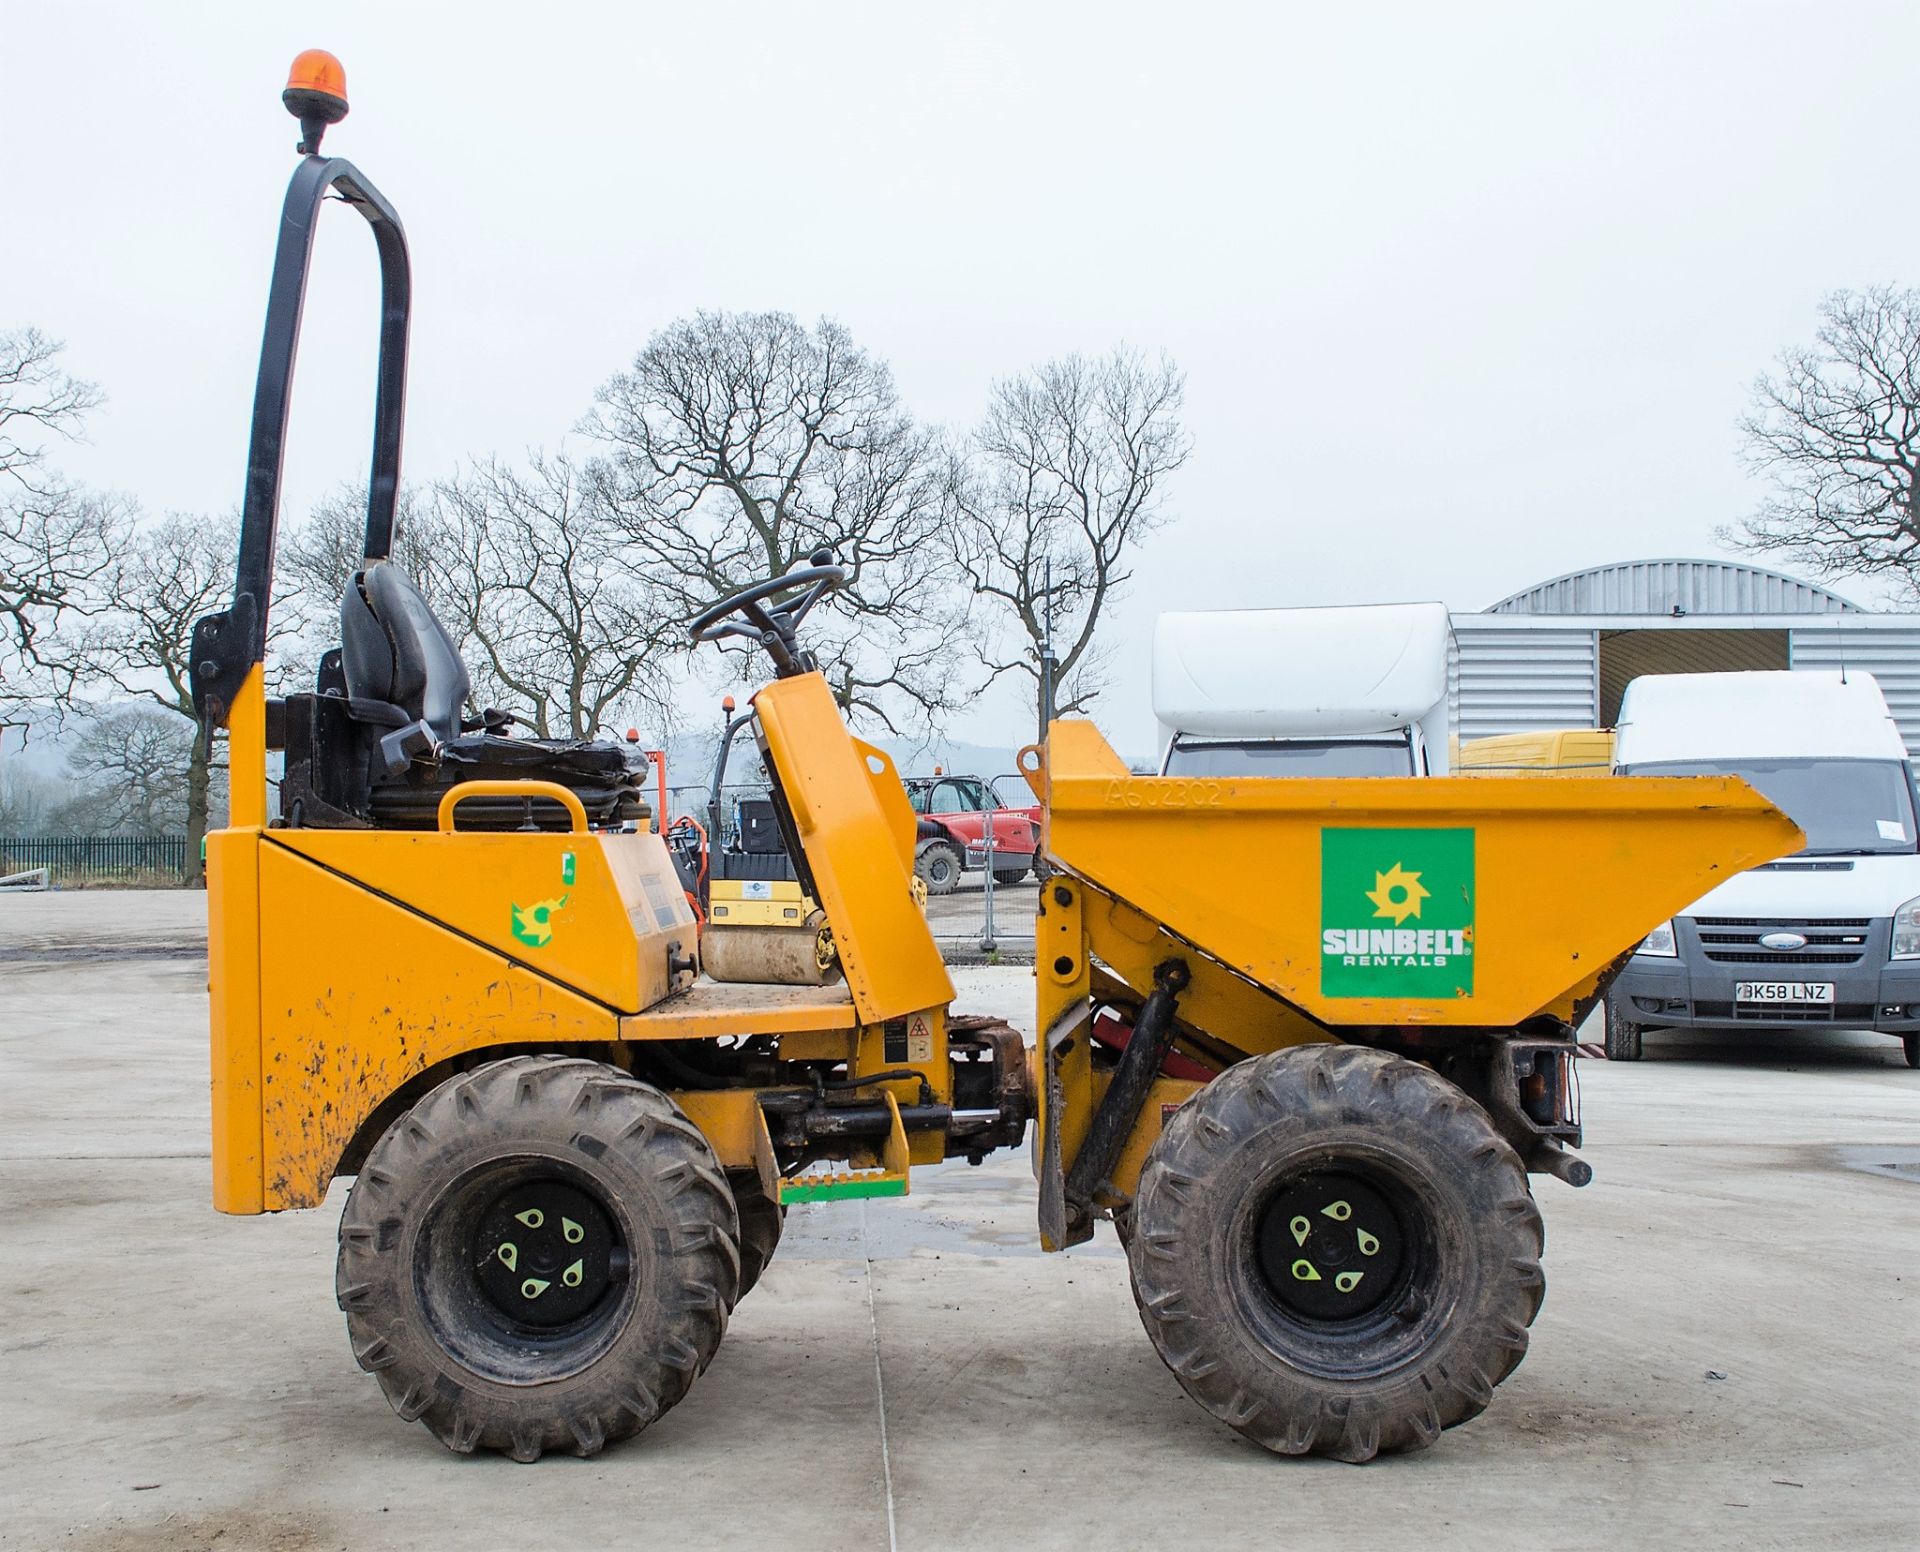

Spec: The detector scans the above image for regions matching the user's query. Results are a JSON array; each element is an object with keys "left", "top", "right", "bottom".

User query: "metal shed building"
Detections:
[{"left": 1450, "top": 559, "right": 1920, "bottom": 750}]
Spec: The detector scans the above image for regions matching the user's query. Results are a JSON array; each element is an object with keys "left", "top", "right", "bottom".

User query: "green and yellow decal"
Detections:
[{"left": 1320, "top": 826, "right": 1475, "bottom": 997}]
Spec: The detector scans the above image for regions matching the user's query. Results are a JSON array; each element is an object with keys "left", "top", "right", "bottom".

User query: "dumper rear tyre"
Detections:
[
  {"left": 915, "top": 839, "right": 962, "bottom": 895},
  {"left": 1904, "top": 1033, "right": 1919, "bottom": 1069},
  {"left": 1605, "top": 1000, "right": 1644, "bottom": 1061},
  {"left": 1127, "top": 1044, "right": 1545, "bottom": 1462},
  {"left": 335, "top": 1055, "right": 740, "bottom": 1461},
  {"left": 729, "top": 1172, "right": 785, "bottom": 1299}
]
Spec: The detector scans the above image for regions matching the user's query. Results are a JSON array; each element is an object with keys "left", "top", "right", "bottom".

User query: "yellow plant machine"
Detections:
[{"left": 194, "top": 54, "right": 1802, "bottom": 1464}]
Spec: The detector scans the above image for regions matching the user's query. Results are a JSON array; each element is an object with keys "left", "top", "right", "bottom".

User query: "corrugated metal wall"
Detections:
[
  {"left": 1453, "top": 627, "right": 1598, "bottom": 740},
  {"left": 1490, "top": 559, "right": 1860, "bottom": 616},
  {"left": 1790, "top": 629, "right": 1920, "bottom": 756}
]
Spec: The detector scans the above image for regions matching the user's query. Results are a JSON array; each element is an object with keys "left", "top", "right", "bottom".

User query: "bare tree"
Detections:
[
  {"left": 0, "top": 327, "right": 101, "bottom": 493},
  {"left": 276, "top": 482, "right": 473, "bottom": 690},
  {"left": 62, "top": 704, "right": 215, "bottom": 835},
  {"left": 81, "top": 514, "right": 239, "bottom": 883},
  {"left": 1728, "top": 286, "right": 1920, "bottom": 585},
  {"left": 584, "top": 311, "right": 970, "bottom": 733},
  {"left": 435, "top": 453, "right": 678, "bottom": 740},
  {"left": 0, "top": 760, "right": 67, "bottom": 834},
  {"left": 0, "top": 328, "right": 120, "bottom": 734},
  {"left": 947, "top": 348, "right": 1189, "bottom": 736}
]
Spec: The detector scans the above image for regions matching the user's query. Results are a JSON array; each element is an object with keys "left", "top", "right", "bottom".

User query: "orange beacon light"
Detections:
[{"left": 283, "top": 50, "right": 349, "bottom": 155}]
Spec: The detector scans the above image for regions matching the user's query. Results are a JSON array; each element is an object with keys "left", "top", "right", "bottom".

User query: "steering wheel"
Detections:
[{"left": 688, "top": 548, "right": 846, "bottom": 677}]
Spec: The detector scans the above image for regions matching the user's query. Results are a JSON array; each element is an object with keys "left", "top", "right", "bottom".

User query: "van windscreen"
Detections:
[{"left": 1623, "top": 758, "right": 1917, "bottom": 855}]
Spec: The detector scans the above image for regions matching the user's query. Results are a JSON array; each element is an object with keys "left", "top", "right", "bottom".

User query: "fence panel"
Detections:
[{"left": 0, "top": 836, "right": 189, "bottom": 885}]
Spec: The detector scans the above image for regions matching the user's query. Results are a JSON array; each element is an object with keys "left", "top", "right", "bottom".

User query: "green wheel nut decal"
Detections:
[
  {"left": 515, "top": 1208, "right": 544, "bottom": 1229},
  {"left": 562, "top": 1216, "right": 584, "bottom": 1245},
  {"left": 1357, "top": 1228, "right": 1380, "bottom": 1256},
  {"left": 562, "top": 1259, "right": 584, "bottom": 1288},
  {"left": 1335, "top": 1271, "right": 1364, "bottom": 1293},
  {"left": 496, "top": 1242, "right": 517, "bottom": 1270},
  {"left": 521, "top": 1277, "right": 550, "bottom": 1300},
  {"left": 1322, "top": 1200, "right": 1352, "bottom": 1221},
  {"left": 1290, "top": 1258, "right": 1322, "bottom": 1282},
  {"left": 1289, "top": 1215, "right": 1311, "bottom": 1246}
]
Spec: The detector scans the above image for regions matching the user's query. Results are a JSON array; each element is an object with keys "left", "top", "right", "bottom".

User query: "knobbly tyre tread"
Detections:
[
  {"left": 336, "top": 1055, "right": 740, "bottom": 1461},
  {"left": 1126, "top": 1044, "right": 1546, "bottom": 1462},
  {"left": 914, "top": 838, "right": 962, "bottom": 895},
  {"left": 1604, "top": 999, "right": 1644, "bottom": 1061},
  {"left": 728, "top": 1171, "right": 786, "bottom": 1300}
]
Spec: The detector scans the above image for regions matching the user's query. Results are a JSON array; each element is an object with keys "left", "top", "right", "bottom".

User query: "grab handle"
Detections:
[{"left": 437, "top": 781, "right": 588, "bottom": 835}]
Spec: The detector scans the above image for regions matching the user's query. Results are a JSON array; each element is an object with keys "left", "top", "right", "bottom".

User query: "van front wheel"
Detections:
[{"left": 1605, "top": 1000, "right": 1644, "bottom": 1061}]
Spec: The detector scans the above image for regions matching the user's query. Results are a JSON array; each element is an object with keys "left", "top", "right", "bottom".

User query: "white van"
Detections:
[
  {"left": 1607, "top": 670, "right": 1920, "bottom": 1068},
  {"left": 1152, "top": 603, "right": 1453, "bottom": 777}
]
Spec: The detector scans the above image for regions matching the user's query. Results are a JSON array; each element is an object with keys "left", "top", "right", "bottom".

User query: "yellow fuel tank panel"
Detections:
[{"left": 271, "top": 825, "right": 695, "bottom": 1014}]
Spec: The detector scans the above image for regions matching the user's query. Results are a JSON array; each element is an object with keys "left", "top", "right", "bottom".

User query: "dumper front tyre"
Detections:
[
  {"left": 335, "top": 1055, "right": 740, "bottom": 1461},
  {"left": 1126, "top": 1045, "right": 1545, "bottom": 1462}
]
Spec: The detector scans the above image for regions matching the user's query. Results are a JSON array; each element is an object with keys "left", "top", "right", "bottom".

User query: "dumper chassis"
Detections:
[{"left": 195, "top": 56, "right": 1804, "bottom": 1465}]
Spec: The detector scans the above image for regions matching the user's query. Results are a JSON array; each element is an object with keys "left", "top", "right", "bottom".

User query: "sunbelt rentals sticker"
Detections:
[{"left": 1320, "top": 827, "right": 1474, "bottom": 998}]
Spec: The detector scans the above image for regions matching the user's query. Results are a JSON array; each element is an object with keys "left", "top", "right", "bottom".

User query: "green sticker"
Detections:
[
  {"left": 1320, "top": 827, "right": 1475, "bottom": 998},
  {"left": 510, "top": 893, "right": 570, "bottom": 948},
  {"left": 561, "top": 851, "right": 576, "bottom": 886}
]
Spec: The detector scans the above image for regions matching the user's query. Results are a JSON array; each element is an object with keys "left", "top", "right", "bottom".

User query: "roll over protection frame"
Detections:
[{"left": 190, "top": 151, "right": 411, "bottom": 731}]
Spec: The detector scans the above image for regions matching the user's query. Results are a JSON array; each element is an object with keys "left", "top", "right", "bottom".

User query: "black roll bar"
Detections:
[{"left": 190, "top": 153, "right": 411, "bottom": 730}]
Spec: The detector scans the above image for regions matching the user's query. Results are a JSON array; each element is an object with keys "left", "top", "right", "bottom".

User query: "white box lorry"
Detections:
[
  {"left": 1608, "top": 669, "right": 1920, "bottom": 1068},
  {"left": 1152, "top": 603, "right": 1454, "bottom": 777}
]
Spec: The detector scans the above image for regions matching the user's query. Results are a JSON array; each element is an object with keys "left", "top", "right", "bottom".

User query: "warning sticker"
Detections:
[{"left": 907, "top": 1013, "right": 934, "bottom": 1064}]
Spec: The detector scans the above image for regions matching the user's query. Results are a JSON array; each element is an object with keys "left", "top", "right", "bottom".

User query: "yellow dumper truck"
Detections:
[{"left": 193, "top": 55, "right": 1802, "bottom": 1463}]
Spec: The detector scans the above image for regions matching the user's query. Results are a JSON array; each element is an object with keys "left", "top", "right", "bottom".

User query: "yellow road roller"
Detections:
[{"left": 193, "top": 54, "right": 1802, "bottom": 1463}]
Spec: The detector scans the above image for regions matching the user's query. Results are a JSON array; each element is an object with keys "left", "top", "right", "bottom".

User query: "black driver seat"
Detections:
[
  {"left": 275, "top": 564, "right": 649, "bottom": 832},
  {"left": 339, "top": 563, "right": 471, "bottom": 746}
]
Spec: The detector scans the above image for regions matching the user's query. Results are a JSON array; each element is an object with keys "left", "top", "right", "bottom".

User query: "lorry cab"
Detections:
[
  {"left": 1607, "top": 670, "right": 1920, "bottom": 1068},
  {"left": 1152, "top": 602, "right": 1454, "bottom": 777}
]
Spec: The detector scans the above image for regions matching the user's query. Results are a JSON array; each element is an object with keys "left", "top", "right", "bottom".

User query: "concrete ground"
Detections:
[{"left": 2, "top": 891, "right": 1916, "bottom": 1552}]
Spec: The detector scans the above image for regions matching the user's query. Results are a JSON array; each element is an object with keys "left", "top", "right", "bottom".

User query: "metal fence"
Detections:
[{"left": 0, "top": 836, "right": 190, "bottom": 885}]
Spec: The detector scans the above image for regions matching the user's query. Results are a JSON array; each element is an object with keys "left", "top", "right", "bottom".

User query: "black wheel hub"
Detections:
[
  {"left": 473, "top": 1180, "right": 619, "bottom": 1328},
  {"left": 1255, "top": 1170, "right": 1405, "bottom": 1321}
]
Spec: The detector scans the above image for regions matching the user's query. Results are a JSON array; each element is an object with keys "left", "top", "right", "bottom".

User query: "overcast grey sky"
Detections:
[{"left": 6, "top": 1, "right": 1915, "bottom": 755}]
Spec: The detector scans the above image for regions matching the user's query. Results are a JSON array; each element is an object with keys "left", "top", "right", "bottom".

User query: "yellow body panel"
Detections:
[
  {"left": 207, "top": 827, "right": 265, "bottom": 1213},
  {"left": 1031, "top": 719, "right": 1801, "bottom": 1029},
  {"left": 272, "top": 826, "right": 695, "bottom": 1014},
  {"left": 253, "top": 839, "right": 619, "bottom": 1209},
  {"left": 1081, "top": 886, "right": 1331, "bottom": 1057},
  {"left": 1103, "top": 1074, "right": 1205, "bottom": 1201},
  {"left": 1460, "top": 728, "right": 1616, "bottom": 776},
  {"left": 754, "top": 672, "right": 953, "bottom": 1024},
  {"left": 617, "top": 980, "right": 857, "bottom": 1041},
  {"left": 708, "top": 878, "right": 811, "bottom": 927}
]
